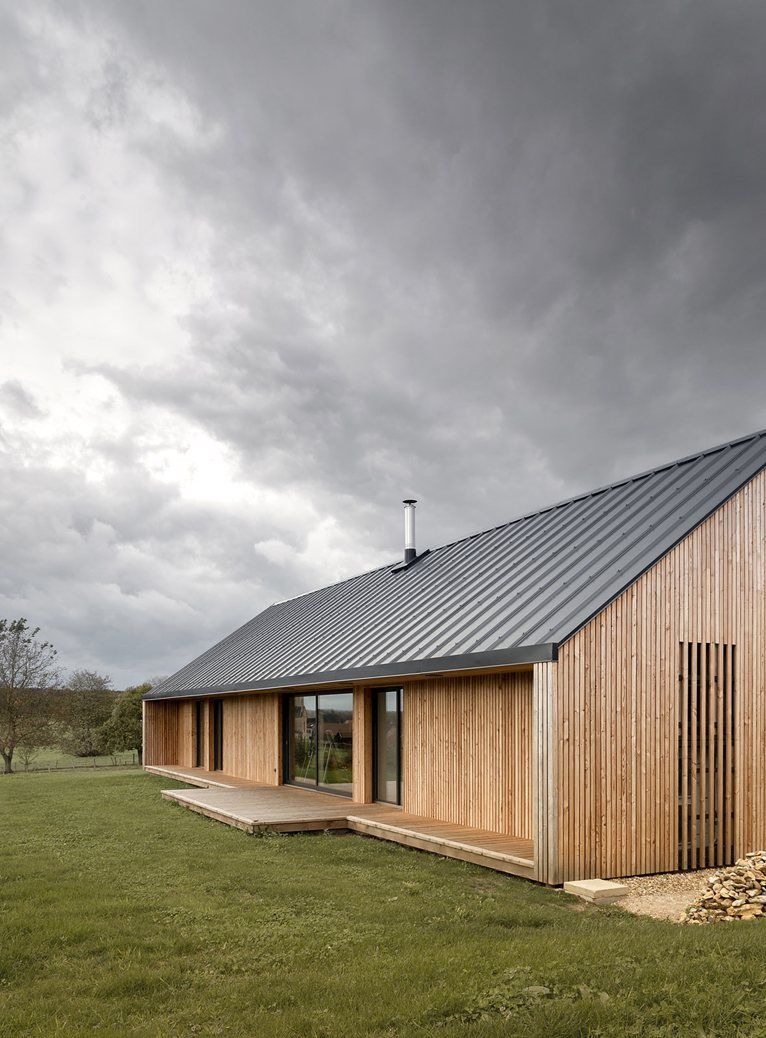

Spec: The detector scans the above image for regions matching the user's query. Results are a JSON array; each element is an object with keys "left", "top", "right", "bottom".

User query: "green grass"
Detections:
[
  {"left": 12, "top": 747, "right": 138, "bottom": 770},
  {"left": 3, "top": 771, "right": 766, "bottom": 1038}
]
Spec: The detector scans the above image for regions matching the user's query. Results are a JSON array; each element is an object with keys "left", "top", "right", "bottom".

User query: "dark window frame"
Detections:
[
  {"left": 212, "top": 699, "right": 224, "bottom": 771},
  {"left": 282, "top": 691, "right": 354, "bottom": 798},
  {"left": 372, "top": 687, "right": 403, "bottom": 806}
]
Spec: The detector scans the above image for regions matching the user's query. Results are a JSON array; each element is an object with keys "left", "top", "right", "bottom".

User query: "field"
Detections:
[
  {"left": 11, "top": 747, "right": 139, "bottom": 771},
  {"left": 3, "top": 771, "right": 766, "bottom": 1037}
]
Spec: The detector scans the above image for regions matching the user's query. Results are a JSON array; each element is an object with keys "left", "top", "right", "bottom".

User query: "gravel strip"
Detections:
[{"left": 617, "top": 869, "right": 716, "bottom": 921}]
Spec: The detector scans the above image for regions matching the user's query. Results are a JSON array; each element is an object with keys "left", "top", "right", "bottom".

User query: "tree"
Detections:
[
  {"left": 0, "top": 619, "right": 59, "bottom": 774},
  {"left": 15, "top": 739, "right": 41, "bottom": 771},
  {"left": 100, "top": 682, "right": 150, "bottom": 764},
  {"left": 58, "top": 670, "right": 115, "bottom": 757}
]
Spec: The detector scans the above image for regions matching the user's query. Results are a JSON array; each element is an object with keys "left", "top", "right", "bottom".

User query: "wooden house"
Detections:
[{"left": 144, "top": 430, "right": 766, "bottom": 883}]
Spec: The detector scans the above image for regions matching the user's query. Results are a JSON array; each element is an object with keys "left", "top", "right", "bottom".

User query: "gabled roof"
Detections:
[{"left": 146, "top": 429, "right": 766, "bottom": 700}]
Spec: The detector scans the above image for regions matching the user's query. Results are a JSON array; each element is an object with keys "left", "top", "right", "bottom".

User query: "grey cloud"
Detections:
[
  {"left": 0, "top": 445, "right": 304, "bottom": 684},
  {"left": 3, "top": 0, "right": 766, "bottom": 682},
  {"left": 93, "top": 1, "right": 766, "bottom": 442},
  {"left": 0, "top": 380, "right": 45, "bottom": 420}
]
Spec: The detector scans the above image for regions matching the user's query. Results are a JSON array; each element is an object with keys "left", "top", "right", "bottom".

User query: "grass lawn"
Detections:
[{"left": 3, "top": 772, "right": 766, "bottom": 1038}]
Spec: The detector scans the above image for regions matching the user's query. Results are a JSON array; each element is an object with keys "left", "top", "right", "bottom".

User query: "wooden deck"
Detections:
[{"left": 146, "top": 765, "right": 535, "bottom": 879}]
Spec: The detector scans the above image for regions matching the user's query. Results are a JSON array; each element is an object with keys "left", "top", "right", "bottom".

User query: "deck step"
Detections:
[
  {"left": 145, "top": 765, "right": 239, "bottom": 789},
  {"left": 347, "top": 815, "right": 534, "bottom": 869}
]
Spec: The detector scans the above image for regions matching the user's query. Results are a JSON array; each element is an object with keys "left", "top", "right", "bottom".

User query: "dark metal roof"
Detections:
[{"left": 146, "top": 429, "right": 766, "bottom": 700}]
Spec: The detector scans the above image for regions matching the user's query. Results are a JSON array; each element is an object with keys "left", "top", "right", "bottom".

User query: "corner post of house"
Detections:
[
  {"left": 141, "top": 699, "right": 147, "bottom": 766},
  {"left": 533, "top": 660, "right": 559, "bottom": 884},
  {"left": 352, "top": 686, "right": 374, "bottom": 803}
]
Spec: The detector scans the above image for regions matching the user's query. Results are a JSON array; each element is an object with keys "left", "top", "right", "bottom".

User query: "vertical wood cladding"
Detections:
[
  {"left": 352, "top": 688, "right": 374, "bottom": 804},
  {"left": 556, "top": 468, "right": 766, "bottom": 882},
  {"left": 221, "top": 694, "right": 281, "bottom": 784},
  {"left": 177, "top": 701, "right": 195, "bottom": 768},
  {"left": 144, "top": 694, "right": 280, "bottom": 784},
  {"left": 402, "top": 672, "right": 534, "bottom": 839},
  {"left": 143, "top": 700, "right": 179, "bottom": 765}
]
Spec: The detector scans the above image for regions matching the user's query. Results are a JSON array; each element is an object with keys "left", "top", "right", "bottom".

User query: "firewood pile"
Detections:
[{"left": 684, "top": 852, "right": 766, "bottom": 924}]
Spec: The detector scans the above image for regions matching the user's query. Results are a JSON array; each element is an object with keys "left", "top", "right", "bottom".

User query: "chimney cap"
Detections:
[{"left": 403, "top": 498, "right": 417, "bottom": 505}]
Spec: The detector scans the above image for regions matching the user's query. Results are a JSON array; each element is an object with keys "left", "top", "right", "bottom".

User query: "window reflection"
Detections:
[
  {"left": 287, "top": 692, "right": 353, "bottom": 796},
  {"left": 290, "top": 695, "right": 317, "bottom": 787},
  {"left": 375, "top": 688, "right": 402, "bottom": 805}
]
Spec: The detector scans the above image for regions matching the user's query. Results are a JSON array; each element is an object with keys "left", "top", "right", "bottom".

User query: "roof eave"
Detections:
[{"left": 142, "top": 642, "right": 558, "bottom": 700}]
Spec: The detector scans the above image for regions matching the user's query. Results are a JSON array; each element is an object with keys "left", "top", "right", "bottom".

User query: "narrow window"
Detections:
[
  {"left": 212, "top": 700, "right": 224, "bottom": 772},
  {"left": 374, "top": 688, "right": 403, "bottom": 805}
]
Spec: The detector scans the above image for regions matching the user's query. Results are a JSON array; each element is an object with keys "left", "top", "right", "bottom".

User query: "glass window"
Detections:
[
  {"left": 375, "top": 688, "right": 403, "bottom": 805},
  {"left": 289, "top": 695, "right": 317, "bottom": 787},
  {"left": 286, "top": 692, "right": 353, "bottom": 797},
  {"left": 318, "top": 693, "right": 353, "bottom": 796}
]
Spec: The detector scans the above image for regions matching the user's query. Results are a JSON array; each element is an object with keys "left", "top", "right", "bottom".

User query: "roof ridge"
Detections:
[
  {"left": 430, "top": 426, "right": 766, "bottom": 555},
  {"left": 266, "top": 427, "right": 766, "bottom": 610}
]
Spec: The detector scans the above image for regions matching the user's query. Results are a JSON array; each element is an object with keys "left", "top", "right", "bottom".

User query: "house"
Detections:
[{"left": 143, "top": 429, "right": 766, "bottom": 884}]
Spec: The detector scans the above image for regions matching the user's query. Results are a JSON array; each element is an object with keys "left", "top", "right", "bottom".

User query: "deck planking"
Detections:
[{"left": 150, "top": 765, "right": 535, "bottom": 879}]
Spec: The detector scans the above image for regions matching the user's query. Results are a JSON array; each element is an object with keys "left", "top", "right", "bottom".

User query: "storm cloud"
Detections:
[{"left": 2, "top": 0, "right": 766, "bottom": 684}]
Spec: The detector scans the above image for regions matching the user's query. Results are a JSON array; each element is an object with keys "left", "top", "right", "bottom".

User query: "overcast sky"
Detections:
[{"left": 1, "top": 1, "right": 765, "bottom": 686}]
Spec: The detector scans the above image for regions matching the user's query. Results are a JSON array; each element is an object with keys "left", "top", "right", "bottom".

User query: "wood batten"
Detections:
[
  {"left": 556, "top": 468, "right": 766, "bottom": 883},
  {"left": 402, "top": 672, "right": 533, "bottom": 839},
  {"left": 352, "top": 688, "right": 374, "bottom": 804},
  {"left": 532, "top": 662, "right": 557, "bottom": 884},
  {"left": 177, "top": 702, "right": 195, "bottom": 768},
  {"left": 677, "top": 641, "right": 736, "bottom": 870}
]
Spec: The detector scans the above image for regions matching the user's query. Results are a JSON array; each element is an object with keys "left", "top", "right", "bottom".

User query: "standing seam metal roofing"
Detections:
[{"left": 145, "top": 429, "right": 766, "bottom": 699}]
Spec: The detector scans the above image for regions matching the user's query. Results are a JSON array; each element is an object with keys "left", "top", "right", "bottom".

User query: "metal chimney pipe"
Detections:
[{"left": 403, "top": 499, "right": 417, "bottom": 564}]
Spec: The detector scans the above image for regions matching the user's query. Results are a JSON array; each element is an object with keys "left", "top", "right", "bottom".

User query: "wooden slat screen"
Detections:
[{"left": 678, "top": 642, "right": 736, "bottom": 870}]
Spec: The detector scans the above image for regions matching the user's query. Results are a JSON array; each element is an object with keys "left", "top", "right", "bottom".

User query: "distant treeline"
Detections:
[{"left": 1, "top": 618, "right": 159, "bottom": 774}]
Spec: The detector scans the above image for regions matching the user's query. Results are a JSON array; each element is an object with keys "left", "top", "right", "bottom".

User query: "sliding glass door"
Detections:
[
  {"left": 286, "top": 692, "right": 353, "bottom": 796},
  {"left": 289, "top": 695, "right": 318, "bottom": 787},
  {"left": 374, "top": 688, "right": 403, "bottom": 805}
]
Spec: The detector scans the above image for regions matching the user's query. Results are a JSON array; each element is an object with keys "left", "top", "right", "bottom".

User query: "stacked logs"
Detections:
[{"left": 685, "top": 852, "right": 766, "bottom": 924}]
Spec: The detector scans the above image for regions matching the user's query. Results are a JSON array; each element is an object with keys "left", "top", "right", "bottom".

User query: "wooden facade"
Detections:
[
  {"left": 144, "top": 467, "right": 766, "bottom": 885},
  {"left": 554, "top": 468, "right": 766, "bottom": 883},
  {"left": 144, "top": 699, "right": 180, "bottom": 766},
  {"left": 144, "top": 694, "right": 281, "bottom": 783},
  {"left": 221, "top": 694, "right": 281, "bottom": 784},
  {"left": 401, "top": 673, "right": 533, "bottom": 840}
]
